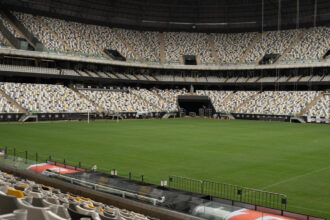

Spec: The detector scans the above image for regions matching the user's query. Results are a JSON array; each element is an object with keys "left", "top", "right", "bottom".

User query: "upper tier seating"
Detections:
[
  {"left": 3, "top": 11, "right": 326, "bottom": 65},
  {"left": 0, "top": 170, "right": 154, "bottom": 220},
  {"left": 283, "top": 27, "right": 330, "bottom": 63},
  {"left": 116, "top": 29, "right": 161, "bottom": 63},
  {"left": 243, "top": 30, "right": 300, "bottom": 63},
  {"left": 0, "top": 14, "right": 23, "bottom": 39},
  {"left": 212, "top": 32, "right": 257, "bottom": 64},
  {"left": 0, "top": 31, "right": 7, "bottom": 47},
  {"left": 40, "top": 16, "right": 102, "bottom": 57},
  {"left": 88, "top": 26, "right": 135, "bottom": 60},
  {"left": 164, "top": 32, "right": 215, "bottom": 64},
  {"left": 13, "top": 12, "right": 66, "bottom": 53}
]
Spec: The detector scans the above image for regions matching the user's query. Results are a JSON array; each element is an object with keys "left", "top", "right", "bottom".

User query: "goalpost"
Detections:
[{"left": 83, "top": 110, "right": 96, "bottom": 123}]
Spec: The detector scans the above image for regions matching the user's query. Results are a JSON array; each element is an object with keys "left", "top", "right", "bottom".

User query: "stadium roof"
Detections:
[{"left": 1, "top": 0, "right": 330, "bottom": 32}]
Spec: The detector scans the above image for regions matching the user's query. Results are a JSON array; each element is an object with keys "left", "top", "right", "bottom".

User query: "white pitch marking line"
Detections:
[
  {"left": 261, "top": 165, "right": 330, "bottom": 190},
  {"left": 288, "top": 204, "right": 330, "bottom": 214}
]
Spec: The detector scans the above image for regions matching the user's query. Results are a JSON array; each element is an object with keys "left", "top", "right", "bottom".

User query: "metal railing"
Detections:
[
  {"left": 169, "top": 175, "right": 203, "bottom": 194},
  {"left": 0, "top": 154, "right": 326, "bottom": 220},
  {"left": 3, "top": 146, "right": 148, "bottom": 183},
  {"left": 0, "top": 148, "right": 164, "bottom": 206},
  {"left": 203, "top": 180, "right": 287, "bottom": 210},
  {"left": 3, "top": 147, "right": 288, "bottom": 210},
  {"left": 169, "top": 175, "right": 287, "bottom": 210},
  {"left": 43, "top": 170, "right": 165, "bottom": 206}
]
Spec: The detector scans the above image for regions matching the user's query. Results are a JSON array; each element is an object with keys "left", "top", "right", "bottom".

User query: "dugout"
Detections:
[{"left": 178, "top": 95, "right": 215, "bottom": 117}]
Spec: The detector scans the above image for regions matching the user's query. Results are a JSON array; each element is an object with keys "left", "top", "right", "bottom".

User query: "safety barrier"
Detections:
[{"left": 169, "top": 175, "right": 287, "bottom": 210}]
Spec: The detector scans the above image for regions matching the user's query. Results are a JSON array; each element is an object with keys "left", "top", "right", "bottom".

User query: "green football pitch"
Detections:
[{"left": 0, "top": 119, "right": 329, "bottom": 218}]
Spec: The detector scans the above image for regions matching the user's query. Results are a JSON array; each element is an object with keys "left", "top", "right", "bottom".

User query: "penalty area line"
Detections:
[
  {"left": 261, "top": 165, "right": 330, "bottom": 190},
  {"left": 288, "top": 204, "right": 330, "bottom": 214}
]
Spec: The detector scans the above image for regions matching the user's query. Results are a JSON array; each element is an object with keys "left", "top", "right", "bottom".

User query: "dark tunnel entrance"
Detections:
[{"left": 178, "top": 95, "right": 215, "bottom": 117}]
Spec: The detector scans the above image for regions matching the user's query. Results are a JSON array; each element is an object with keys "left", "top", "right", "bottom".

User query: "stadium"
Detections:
[{"left": 0, "top": 0, "right": 329, "bottom": 219}]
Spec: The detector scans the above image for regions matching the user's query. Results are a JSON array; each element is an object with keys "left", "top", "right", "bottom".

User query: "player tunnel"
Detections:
[{"left": 178, "top": 95, "right": 215, "bottom": 117}]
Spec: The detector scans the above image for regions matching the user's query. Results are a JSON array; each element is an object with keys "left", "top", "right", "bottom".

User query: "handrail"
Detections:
[
  {"left": 204, "top": 179, "right": 287, "bottom": 198},
  {"left": 169, "top": 175, "right": 287, "bottom": 210},
  {"left": 43, "top": 170, "right": 165, "bottom": 206}
]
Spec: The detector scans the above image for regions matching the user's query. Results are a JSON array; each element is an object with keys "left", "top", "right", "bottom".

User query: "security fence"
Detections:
[{"left": 169, "top": 175, "right": 287, "bottom": 210}]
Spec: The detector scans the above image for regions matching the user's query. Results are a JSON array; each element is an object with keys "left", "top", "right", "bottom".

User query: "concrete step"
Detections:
[
  {"left": 298, "top": 92, "right": 324, "bottom": 117},
  {"left": 0, "top": 8, "right": 44, "bottom": 50},
  {"left": 207, "top": 34, "right": 220, "bottom": 65},
  {"left": 158, "top": 33, "right": 166, "bottom": 64},
  {"left": 276, "top": 29, "right": 306, "bottom": 64},
  {"left": 0, "top": 89, "right": 28, "bottom": 113},
  {"left": 239, "top": 33, "right": 262, "bottom": 65}
]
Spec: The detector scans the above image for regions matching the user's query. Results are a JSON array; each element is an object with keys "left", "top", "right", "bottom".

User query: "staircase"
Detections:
[
  {"left": 162, "top": 112, "right": 177, "bottom": 119},
  {"left": 255, "top": 55, "right": 264, "bottom": 65},
  {"left": 0, "top": 89, "right": 28, "bottom": 113},
  {"left": 322, "top": 47, "right": 330, "bottom": 63},
  {"left": 276, "top": 29, "right": 306, "bottom": 64},
  {"left": 83, "top": 32, "right": 109, "bottom": 58},
  {"left": 220, "top": 92, "right": 236, "bottom": 105},
  {"left": 113, "top": 29, "right": 142, "bottom": 62},
  {"left": 287, "top": 75, "right": 302, "bottom": 82},
  {"left": 207, "top": 34, "right": 220, "bottom": 65},
  {"left": 0, "top": 18, "right": 21, "bottom": 49},
  {"left": 131, "top": 91, "right": 162, "bottom": 112},
  {"left": 71, "top": 88, "right": 105, "bottom": 112},
  {"left": 19, "top": 114, "right": 38, "bottom": 122},
  {"left": 158, "top": 33, "right": 166, "bottom": 64},
  {"left": 290, "top": 117, "right": 306, "bottom": 123},
  {"left": 238, "top": 33, "right": 262, "bottom": 65},
  {"left": 179, "top": 56, "right": 184, "bottom": 65},
  {"left": 36, "top": 17, "right": 71, "bottom": 52},
  {"left": 151, "top": 90, "right": 168, "bottom": 104},
  {"left": 298, "top": 92, "right": 324, "bottom": 117},
  {"left": 220, "top": 113, "right": 235, "bottom": 120},
  {"left": 75, "top": 70, "right": 89, "bottom": 77},
  {"left": 234, "top": 92, "right": 260, "bottom": 113},
  {"left": 130, "top": 74, "right": 139, "bottom": 81},
  {"left": 149, "top": 75, "right": 158, "bottom": 81},
  {"left": 196, "top": 55, "right": 201, "bottom": 65},
  {"left": 0, "top": 9, "right": 44, "bottom": 50}
]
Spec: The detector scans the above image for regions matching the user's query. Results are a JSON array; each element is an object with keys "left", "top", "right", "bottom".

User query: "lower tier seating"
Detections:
[
  {"left": 0, "top": 82, "right": 328, "bottom": 119},
  {"left": 0, "top": 95, "right": 20, "bottom": 113},
  {"left": 237, "top": 91, "right": 319, "bottom": 115},
  {"left": 306, "top": 94, "right": 329, "bottom": 118},
  {"left": 0, "top": 170, "right": 154, "bottom": 220},
  {"left": 0, "top": 82, "right": 97, "bottom": 113}
]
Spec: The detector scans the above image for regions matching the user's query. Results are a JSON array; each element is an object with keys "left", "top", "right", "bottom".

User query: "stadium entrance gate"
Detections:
[{"left": 177, "top": 95, "right": 215, "bottom": 117}]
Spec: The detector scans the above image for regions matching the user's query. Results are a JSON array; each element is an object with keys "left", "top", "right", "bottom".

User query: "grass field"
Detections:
[{"left": 0, "top": 119, "right": 329, "bottom": 218}]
